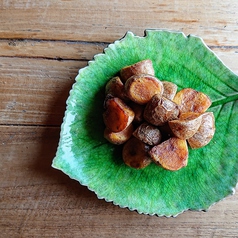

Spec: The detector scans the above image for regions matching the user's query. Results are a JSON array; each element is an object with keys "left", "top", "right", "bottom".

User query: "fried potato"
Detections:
[
  {"left": 120, "top": 59, "right": 155, "bottom": 83},
  {"left": 187, "top": 112, "right": 215, "bottom": 149},
  {"left": 103, "top": 96, "right": 134, "bottom": 132},
  {"left": 149, "top": 137, "right": 188, "bottom": 171},
  {"left": 104, "top": 123, "right": 134, "bottom": 145},
  {"left": 103, "top": 60, "right": 216, "bottom": 171},
  {"left": 105, "top": 76, "right": 128, "bottom": 101},
  {"left": 173, "top": 88, "right": 212, "bottom": 113},
  {"left": 127, "top": 101, "right": 145, "bottom": 124},
  {"left": 122, "top": 137, "right": 151, "bottom": 169},
  {"left": 143, "top": 95, "right": 179, "bottom": 126},
  {"left": 133, "top": 122, "right": 162, "bottom": 146},
  {"left": 125, "top": 74, "right": 164, "bottom": 105},
  {"left": 161, "top": 81, "right": 177, "bottom": 100},
  {"left": 168, "top": 112, "right": 202, "bottom": 139}
]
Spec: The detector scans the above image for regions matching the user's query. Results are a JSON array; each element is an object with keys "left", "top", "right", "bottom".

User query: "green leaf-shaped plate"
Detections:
[{"left": 52, "top": 29, "right": 238, "bottom": 216}]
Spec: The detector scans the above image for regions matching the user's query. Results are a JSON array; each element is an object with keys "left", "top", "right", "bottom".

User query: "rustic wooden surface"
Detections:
[{"left": 1, "top": 0, "right": 238, "bottom": 237}]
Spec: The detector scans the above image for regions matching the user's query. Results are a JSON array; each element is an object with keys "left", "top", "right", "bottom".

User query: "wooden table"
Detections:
[{"left": 1, "top": 1, "right": 238, "bottom": 237}]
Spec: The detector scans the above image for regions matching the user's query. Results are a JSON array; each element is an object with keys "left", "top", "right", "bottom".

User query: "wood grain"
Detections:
[
  {"left": 1, "top": 126, "right": 237, "bottom": 237},
  {"left": 0, "top": 0, "right": 238, "bottom": 46},
  {"left": 0, "top": 42, "right": 237, "bottom": 126},
  {"left": 0, "top": 39, "right": 237, "bottom": 71},
  {"left": 1, "top": 0, "right": 238, "bottom": 237},
  {"left": 0, "top": 39, "right": 107, "bottom": 60},
  {"left": 0, "top": 57, "right": 86, "bottom": 125}
]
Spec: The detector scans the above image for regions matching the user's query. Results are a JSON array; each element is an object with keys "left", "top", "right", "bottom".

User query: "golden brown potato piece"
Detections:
[
  {"left": 104, "top": 123, "right": 134, "bottom": 145},
  {"left": 127, "top": 101, "right": 145, "bottom": 124},
  {"left": 120, "top": 59, "right": 155, "bottom": 83},
  {"left": 162, "top": 81, "right": 177, "bottom": 100},
  {"left": 105, "top": 76, "right": 127, "bottom": 101},
  {"left": 187, "top": 112, "right": 215, "bottom": 149},
  {"left": 133, "top": 122, "right": 162, "bottom": 146},
  {"left": 173, "top": 88, "right": 212, "bottom": 113},
  {"left": 168, "top": 113, "right": 202, "bottom": 139},
  {"left": 122, "top": 137, "right": 151, "bottom": 169},
  {"left": 103, "top": 97, "right": 135, "bottom": 132},
  {"left": 179, "top": 112, "right": 201, "bottom": 120},
  {"left": 143, "top": 95, "right": 179, "bottom": 126},
  {"left": 149, "top": 137, "right": 188, "bottom": 171},
  {"left": 125, "top": 74, "right": 164, "bottom": 105}
]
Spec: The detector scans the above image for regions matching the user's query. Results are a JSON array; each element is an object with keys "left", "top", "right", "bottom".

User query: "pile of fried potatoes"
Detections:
[{"left": 103, "top": 60, "right": 215, "bottom": 171}]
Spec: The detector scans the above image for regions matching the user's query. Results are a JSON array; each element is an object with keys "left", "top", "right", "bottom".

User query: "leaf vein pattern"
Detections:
[
  {"left": 173, "top": 60, "right": 227, "bottom": 98},
  {"left": 211, "top": 93, "right": 238, "bottom": 107},
  {"left": 196, "top": 57, "right": 238, "bottom": 93}
]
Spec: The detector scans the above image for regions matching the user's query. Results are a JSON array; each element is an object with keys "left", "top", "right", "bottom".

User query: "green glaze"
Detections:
[{"left": 52, "top": 29, "right": 238, "bottom": 216}]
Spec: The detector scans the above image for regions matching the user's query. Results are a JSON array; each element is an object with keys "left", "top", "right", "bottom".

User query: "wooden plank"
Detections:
[
  {"left": 0, "top": 39, "right": 107, "bottom": 60},
  {"left": 0, "top": 47, "right": 238, "bottom": 126},
  {"left": 0, "top": 57, "right": 87, "bottom": 125},
  {"left": 1, "top": 0, "right": 237, "bottom": 236},
  {"left": 211, "top": 47, "right": 238, "bottom": 75},
  {"left": 0, "top": 125, "right": 238, "bottom": 237},
  {"left": 0, "top": 39, "right": 238, "bottom": 72},
  {"left": 0, "top": 0, "right": 238, "bottom": 46}
]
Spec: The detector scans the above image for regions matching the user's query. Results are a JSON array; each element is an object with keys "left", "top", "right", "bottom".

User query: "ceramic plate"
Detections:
[{"left": 52, "top": 29, "right": 238, "bottom": 217}]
